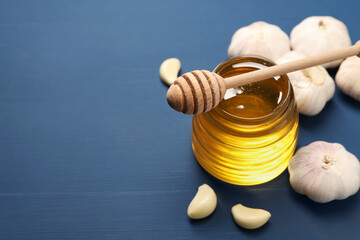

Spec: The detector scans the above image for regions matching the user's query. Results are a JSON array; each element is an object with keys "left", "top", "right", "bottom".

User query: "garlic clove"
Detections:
[
  {"left": 335, "top": 56, "right": 360, "bottom": 101},
  {"left": 187, "top": 184, "right": 217, "bottom": 219},
  {"left": 288, "top": 141, "right": 360, "bottom": 203},
  {"left": 290, "top": 16, "right": 351, "bottom": 68},
  {"left": 159, "top": 58, "right": 181, "bottom": 86},
  {"left": 231, "top": 204, "right": 271, "bottom": 230},
  {"left": 228, "top": 21, "right": 290, "bottom": 61},
  {"left": 276, "top": 51, "right": 335, "bottom": 116}
]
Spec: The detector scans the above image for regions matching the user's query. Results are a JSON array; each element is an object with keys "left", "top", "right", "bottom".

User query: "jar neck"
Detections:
[
  {"left": 211, "top": 55, "right": 293, "bottom": 124},
  {"left": 195, "top": 55, "right": 297, "bottom": 136}
]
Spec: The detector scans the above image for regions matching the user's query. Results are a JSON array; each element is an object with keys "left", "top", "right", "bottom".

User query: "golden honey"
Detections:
[{"left": 191, "top": 56, "right": 299, "bottom": 185}]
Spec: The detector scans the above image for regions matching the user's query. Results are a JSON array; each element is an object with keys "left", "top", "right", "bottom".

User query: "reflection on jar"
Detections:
[{"left": 191, "top": 56, "right": 299, "bottom": 185}]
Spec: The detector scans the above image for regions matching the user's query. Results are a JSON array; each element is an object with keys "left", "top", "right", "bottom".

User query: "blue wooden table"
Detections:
[{"left": 0, "top": 0, "right": 359, "bottom": 239}]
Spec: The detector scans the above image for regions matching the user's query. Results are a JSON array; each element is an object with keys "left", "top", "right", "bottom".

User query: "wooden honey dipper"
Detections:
[{"left": 167, "top": 41, "right": 360, "bottom": 114}]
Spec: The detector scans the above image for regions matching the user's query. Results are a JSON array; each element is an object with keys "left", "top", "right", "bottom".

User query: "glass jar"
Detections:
[{"left": 191, "top": 56, "right": 299, "bottom": 185}]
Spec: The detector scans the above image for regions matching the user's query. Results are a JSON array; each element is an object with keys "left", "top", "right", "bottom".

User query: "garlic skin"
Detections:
[
  {"left": 228, "top": 21, "right": 290, "bottom": 61},
  {"left": 290, "top": 16, "right": 351, "bottom": 68},
  {"left": 288, "top": 141, "right": 360, "bottom": 203},
  {"left": 276, "top": 51, "right": 335, "bottom": 116},
  {"left": 335, "top": 56, "right": 360, "bottom": 101},
  {"left": 187, "top": 184, "right": 217, "bottom": 219}
]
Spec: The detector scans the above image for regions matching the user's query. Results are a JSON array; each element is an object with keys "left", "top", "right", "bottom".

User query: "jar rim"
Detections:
[{"left": 212, "top": 55, "right": 292, "bottom": 123}]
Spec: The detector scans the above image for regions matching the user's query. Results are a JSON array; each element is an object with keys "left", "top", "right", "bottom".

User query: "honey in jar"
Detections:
[{"left": 191, "top": 56, "right": 299, "bottom": 185}]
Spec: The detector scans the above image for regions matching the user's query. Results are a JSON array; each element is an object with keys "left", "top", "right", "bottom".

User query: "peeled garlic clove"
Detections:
[
  {"left": 159, "top": 58, "right": 181, "bottom": 86},
  {"left": 187, "top": 184, "right": 217, "bottom": 219},
  {"left": 231, "top": 204, "right": 271, "bottom": 230},
  {"left": 288, "top": 141, "right": 360, "bottom": 203},
  {"left": 335, "top": 56, "right": 360, "bottom": 101},
  {"left": 290, "top": 16, "right": 351, "bottom": 68},
  {"left": 228, "top": 21, "right": 290, "bottom": 61},
  {"left": 276, "top": 51, "right": 335, "bottom": 116}
]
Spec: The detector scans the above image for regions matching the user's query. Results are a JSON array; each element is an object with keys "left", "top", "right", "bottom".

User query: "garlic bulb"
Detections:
[
  {"left": 276, "top": 51, "right": 335, "bottom": 116},
  {"left": 290, "top": 16, "right": 351, "bottom": 68},
  {"left": 335, "top": 56, "right": 360, "bottom": 101},
  {"left": 228, "top": 21, "right": 290, "bottom": 61},
  {"left": 288, "top": 141, "right": 360, "bottom": 203}
]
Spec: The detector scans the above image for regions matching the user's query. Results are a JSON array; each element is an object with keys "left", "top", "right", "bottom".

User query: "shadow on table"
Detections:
[
  {"left": 299, "top": 85, "right": 360, "bottom": 130},
  {"left": 338, "top": 91, "right": 360, "bottom": 110},
  {"left": 232, "top": 219, "right": 272, "bottom": 236},
  {"left": 188, "top": 209, "right": 217, "bottom": 226},
  {"left": 298, "top": 100, "right": 336, "bottom": 130},
  {"left": 193, "top": 155, "right": 359, "bottom": 218},
  {"left": 190, "top": 154, "right": 291, "bottom": 204},
  {"left": 288, "top": 186, "right": 359, "bottom": 217}
]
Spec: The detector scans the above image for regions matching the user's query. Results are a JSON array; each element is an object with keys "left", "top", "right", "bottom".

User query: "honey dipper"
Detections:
[{"left": 166, "top": 41, "right": 360, "bottom": 114}]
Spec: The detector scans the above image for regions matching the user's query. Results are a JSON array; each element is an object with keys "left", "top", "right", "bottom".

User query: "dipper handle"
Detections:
[
  {"left": 225, "top": 40, "right": 360, "bottom": 89},
  {"left": 167, "top": 41, "right": 360, "bottom": 115}
]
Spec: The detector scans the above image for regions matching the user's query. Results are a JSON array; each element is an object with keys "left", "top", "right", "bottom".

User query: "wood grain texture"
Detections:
[
  {"left": 168, "top": 70, "right": 225, "bottom": 114},
  {"left": 170, "top": 43, "right": 360, "bottom": 114},
  {"left": 225, "top": 42, "right": 360, "bottom": 89},
  {"left": 0, "top": 0, "right": 360, "bottom": 239}
]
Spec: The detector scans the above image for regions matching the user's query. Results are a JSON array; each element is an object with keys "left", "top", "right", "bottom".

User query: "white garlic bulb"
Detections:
[
  {"left": 335, "top": 56, "right": 360, "bottom": 101},
  {"left": 276, "top": 51, "right": 335, "bottom": 116},
  {"left": 288, "top": 141, "right": 360, "bottom": 203},
  {"left": 228, "top": 21, "right": 290, "bottom": 61},
  {"left": 290, "top": 16, "right": 351, "bottom": 68}
]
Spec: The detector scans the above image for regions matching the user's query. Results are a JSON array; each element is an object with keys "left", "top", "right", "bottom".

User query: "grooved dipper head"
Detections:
[
  {"left": 166, "top": 84, "right": 184, "bottom": 113},
  {"left": 166, "top": 70, "right": 226, "bottom": 115}
]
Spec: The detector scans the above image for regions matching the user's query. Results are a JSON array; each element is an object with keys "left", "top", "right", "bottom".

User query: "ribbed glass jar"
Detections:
[{"left": 191, "top": 56, "right": 299, "bottom": 185}]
